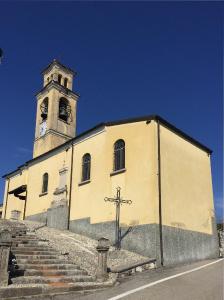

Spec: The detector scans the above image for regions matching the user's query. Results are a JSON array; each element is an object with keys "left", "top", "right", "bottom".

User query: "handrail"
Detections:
[{"left": 110, "top": 258, "right": 156, "bottom": 274}]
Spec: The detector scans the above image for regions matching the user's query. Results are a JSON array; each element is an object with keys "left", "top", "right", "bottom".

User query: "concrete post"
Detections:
[
  {"left": 0, "top": 229, "right": 12, "bottom": 286},
  {"left": 96, "top": 237, "right": 110, "bottom": 281}
]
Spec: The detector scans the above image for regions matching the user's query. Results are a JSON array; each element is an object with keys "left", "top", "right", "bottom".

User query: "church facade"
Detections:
[{"left": 2, "top": 60, "right": 219, "bottom": 265}]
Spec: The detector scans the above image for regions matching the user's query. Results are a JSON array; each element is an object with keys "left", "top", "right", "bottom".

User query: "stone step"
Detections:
[
  {"left": 17, "top": 263, "right": 81, "bottom": 270},
  {"left": 16, "top": 259, "right": 71, "bottom": 264},
  {"left": 12, "top": 239, "right": 38, "bottom": 243},
  {"left": 12, "top": 237, "right": 40, "bottom": 241},
  {"left": 12, "top": 232, "right": 27, "bottom": 237},
  {"left": 12, "top": 243, "right": 47, "bottom": 247},
  {"left": 12, "top": 243, "right": 51, "bottom": 248},
  {"left": 14, "top": 254, "right": 59, "bottom": 260},
  {"left": 12, "top": 250, "right": 60, "bottom": 255},
  {"left": 12, "top": 240, "right": 40, "bottom": 244},
  {"left": 24, "top": 269, "right": 88, "bottom": 276},
  {"left": 11, "top": 246, "right": 54, "bottom": 251},
  {"left": 12, "top": 235, "right": 37, "bottom": 240},
  {"left": 0, "top": 285, "right": 43, "bottom": 299},
  {"left": 0, "top": 282, "right": 112, "bottom": 299},
  {"left": 12, "top": 234, "right": 37, "bottom": 239},
  {"left": 13, "top": 242, "right": 48, "bottom": 247},
  {"left": 11, "top": 275, "right": 94, "bottom": 284}
]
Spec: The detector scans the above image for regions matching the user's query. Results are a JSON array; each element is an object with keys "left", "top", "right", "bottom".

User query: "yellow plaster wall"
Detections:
[
  {"left": 160, "top": 125, "right": 214, "bottom": 234},
  {"left": 3, "top": 119, "right": 215, "bottom": 235},
  {"left": 70, "top": 121, "right": 158, "bottom": 227},
  {"left": 34, "top": 133, "right": 68, "bottom": 158},
  {"left": 3, "top": 171, "right": 28, "bottom": 220},
  {"left": 25, "top": 148, "right": 72, "bottom": 217}
]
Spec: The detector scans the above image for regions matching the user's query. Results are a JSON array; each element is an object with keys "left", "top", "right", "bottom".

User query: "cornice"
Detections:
[
  {"left": 41, "top": 59, "right": 76, "bottom": 76},
  {"left": 36, "top": 81, "right": 79, "bottom": 100}
]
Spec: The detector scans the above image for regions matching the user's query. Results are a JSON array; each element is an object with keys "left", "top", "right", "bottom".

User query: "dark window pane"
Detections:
[
  {"left": 114, "top": 140, "right": 125, "bottom": 171},
  {"left": 64, "top": 78, "right": 68, "bottom": 88},
  {"left": 42, "top": 173, "right": 48, "bottom": 193},
  {"left": 58, "top": 74, "right": 62, "bottom": 85},
  {"left": 82, "top": 154, "right": 91, "bottom": 181}
]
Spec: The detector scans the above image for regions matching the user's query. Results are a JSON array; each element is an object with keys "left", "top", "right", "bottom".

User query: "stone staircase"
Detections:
[{"left": 0, "top": 225, "right": 113, "bottom": 299}]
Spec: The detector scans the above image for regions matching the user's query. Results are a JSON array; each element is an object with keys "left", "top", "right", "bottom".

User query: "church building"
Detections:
[{"left": 2, "top": 60, "right": 219, "bottom": 265}]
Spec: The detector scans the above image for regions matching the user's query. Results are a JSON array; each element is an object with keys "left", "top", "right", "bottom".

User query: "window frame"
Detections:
[
  {"left": 42, "top": 173, "right": 49, "bottom": 194},
  {"left": 113, "top": 139, "right": 125, "bottom": 172},
  {"left": 81, "top": 153, "right": 91, "bottom": 182}
]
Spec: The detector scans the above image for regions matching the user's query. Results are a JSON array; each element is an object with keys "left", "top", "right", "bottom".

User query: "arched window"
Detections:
[
  {"left": 58, "top": 74, "right": 62, "bottom": 85},
  {"left": 40, "top": 97, "right": 48, "bottom": 120},
  {"left": 82, "top": 153, "right": 91, "bottom": 182},
  {"left": 64, "top": 77, "right": 68, "bottom": 88},
  {"left": 42, "top": 173, "right": 49, "bottom": 193},
  {"left": 114, "top": 139, "right": 125, "bottom": 171},
  {"left": 59, "top": 97, "right": 69, "bottom": 122}
]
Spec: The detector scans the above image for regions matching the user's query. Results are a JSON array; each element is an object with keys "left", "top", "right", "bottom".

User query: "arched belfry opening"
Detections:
[
  {"left": 59, "top": 97, "right": 71, "bottom": 122},
  {"left": 64, "top": 77, "right": 68, "bottom": 88},
  {"left": 40, "top": 97, "right": 48, "bottom": 121},
  {"left": 58, "top": 74, "right": 62, "bottom": 85}
]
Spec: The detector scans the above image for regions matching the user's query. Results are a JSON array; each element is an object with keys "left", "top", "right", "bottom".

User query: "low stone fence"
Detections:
[
  {"left": 0, "top": 224, "right": 12, "bottom": 286},
  {"left": 0, "top": 220, "right": 27, "bottom": 287},
  {"left": 218, "top": 230, "right": 224, "bottom": 257}
]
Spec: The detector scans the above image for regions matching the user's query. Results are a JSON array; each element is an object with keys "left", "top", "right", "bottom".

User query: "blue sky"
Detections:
[{"left": 0, "top": 2, "right": 223, "bottom": 221}]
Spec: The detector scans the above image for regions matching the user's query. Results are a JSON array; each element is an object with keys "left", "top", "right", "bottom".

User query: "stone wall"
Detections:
[
  {"left": 69, "top": 218, "right": 219, "bottom": 266},
  {"left": 47, "top": 205, "right": 68, "bottom": 230},
  {"left": 26, "top": 213, "right": 219, "bottom": 266},
  {"left": 26, "top": 206, "right": 68, "bottom": 231}
]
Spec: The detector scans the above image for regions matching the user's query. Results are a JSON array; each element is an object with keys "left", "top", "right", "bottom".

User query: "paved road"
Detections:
[{"left": 77, "top": 259, "right": 223, "bottom": 300}]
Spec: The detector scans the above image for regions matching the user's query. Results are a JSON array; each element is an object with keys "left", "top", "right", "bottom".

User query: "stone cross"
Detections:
[{"left": 104, "top": 187, "right": 132, "bottom": 249}]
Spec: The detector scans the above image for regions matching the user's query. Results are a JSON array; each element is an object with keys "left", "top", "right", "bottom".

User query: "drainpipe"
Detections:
[
  {"left": 23, "top": 188, "right": 28, "bottom": 220},
  {"left": 157, "top": 120, "right": 164, "bottom": 266},
  {"left": 67, "top": 143, "right": 74, "bottom": 230},
  {"left": 4, "top": 178, "right": 10, "bottom": 219}
]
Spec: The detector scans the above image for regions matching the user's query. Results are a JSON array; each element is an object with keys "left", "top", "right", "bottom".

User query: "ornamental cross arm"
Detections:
[
  {"left": 104, "top": 197, "right": 117, "bottom": 202},
  {"left": 104, "top": 197, "right": 132, "bottom": 205},
  {"left": 120, "top": 199, "right": 132, "bottom": 205}
]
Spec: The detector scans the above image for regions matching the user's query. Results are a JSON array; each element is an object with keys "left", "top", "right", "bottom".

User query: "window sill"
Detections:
[
  {"left": 39, "top": 192, "right": 48, "bottom": 197},
  {"left": 78, "top": 180, "right": 91, "bottom": 186},
  {"left": 110, "top": 168, "right": 126, "bottom": 177}
]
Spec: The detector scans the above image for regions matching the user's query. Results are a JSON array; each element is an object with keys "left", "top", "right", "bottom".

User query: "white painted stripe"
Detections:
[{"left": 108, "top": 259, "right": 224, "bottom": 300}]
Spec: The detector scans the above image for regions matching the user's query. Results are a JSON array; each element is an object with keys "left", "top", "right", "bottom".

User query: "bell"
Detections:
[
  {"left": 41, "top": 106, "right": 48, "bottom": 120},
  {"left": 59, "top": 107, "right": 68, "bottom": 121},
  {"left": 41, "top": 112, "right": 47, "bottom": 120}
]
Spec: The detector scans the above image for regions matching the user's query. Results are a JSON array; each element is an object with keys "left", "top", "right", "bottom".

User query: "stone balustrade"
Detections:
[{"left": 0, "top": 228, "right": 12, "bottom": 286}]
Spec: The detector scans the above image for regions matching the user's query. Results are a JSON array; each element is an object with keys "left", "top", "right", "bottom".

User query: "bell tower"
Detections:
[{"left": 33, "top": 60, "right": 79, "bottom": 158}]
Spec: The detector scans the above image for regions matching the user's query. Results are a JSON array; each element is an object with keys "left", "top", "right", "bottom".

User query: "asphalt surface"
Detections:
[{"left": 77, "top": 259, "right": 224, "bottom": 300}]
